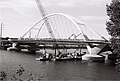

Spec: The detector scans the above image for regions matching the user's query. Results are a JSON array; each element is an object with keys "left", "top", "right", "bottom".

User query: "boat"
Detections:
[
  {"left": 36, "top": 57, "right": 51, "bottom": 61},
  {"left": 82, "top": 54, "right": 105, "bottom": 62},
  {"left": 7, "top": 43, "right": 17, "bottom": 51},
  {"left": 55, "top": 53, "right": 82, "bottom": 61},
  {"left": 36, "top": 53, "right": 53, "bottom": 61},
  {"left": 7, "top": 47, "right": 17, "bottom": 51},
  {"left": 55, "top": 57, "right": 82, "bottom": 61}
]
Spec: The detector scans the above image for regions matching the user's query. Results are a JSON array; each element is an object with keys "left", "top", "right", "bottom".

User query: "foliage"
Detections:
[
  {"left": 0, "top": 65, "right": 44, "bottom": 81},
  {"left": 106, "top": 0, "right": 120, "bottom": 37},
  {"left": 0, "top": 71, "right": 7, "bottom": 80},
  {"left": 106, "top": 0, "right": 120, "bottom": 71}
]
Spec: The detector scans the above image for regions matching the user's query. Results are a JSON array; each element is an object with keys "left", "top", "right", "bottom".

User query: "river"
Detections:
[{"left": 0, "top": 49, "right": 120, "bottom": 81}]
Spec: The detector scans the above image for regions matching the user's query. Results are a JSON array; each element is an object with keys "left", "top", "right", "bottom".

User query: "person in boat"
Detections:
[
  {"left": 42, "top": 49, "right": 53, "bottom": 59},
  {"left": 74, "top": 49, "right": 81, "bottom": 56},
  {"left": 73, "top": 51, "right": 78, "bottom": 58},
  {"left": 67, "top": 53, "right": 73, "bottom": 58},
  {"left": 42, "top": 50, "right": 47, "bottom": 59},
  {"left": 45, "top": 53, "right": 51, "bottom": 59},
  {"left": 57, "top": 51, "right": 62, "bottom": 57},
  {"left": 42, "top": 49, "right": 46, "bottom": 54},
  {"left": 48, "top": 54, "right": 53, "bottom": 59}
]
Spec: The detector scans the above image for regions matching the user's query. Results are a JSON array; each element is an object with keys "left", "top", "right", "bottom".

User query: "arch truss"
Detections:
[{"left": 21, "top": 13, "right": 107, "bottom": 41}]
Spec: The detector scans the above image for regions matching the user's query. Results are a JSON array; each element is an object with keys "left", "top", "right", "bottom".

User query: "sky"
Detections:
[{"left": 0, "top": 0, "right": 111, "bottom": 39}]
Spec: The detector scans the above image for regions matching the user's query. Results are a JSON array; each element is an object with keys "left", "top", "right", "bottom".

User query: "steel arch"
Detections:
[
  {"left": 40, "top": 13, "right": 85, "bottom": 37},
  {"left": 22, "top": 13, "right": 102, "bottom": 40}
]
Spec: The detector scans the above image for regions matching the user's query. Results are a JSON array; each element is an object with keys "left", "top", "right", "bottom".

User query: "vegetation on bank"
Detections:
[
  {"left": 0, "top": 65, "right": 44, "bottom": 81},
  {"left": 106, "top": 0, "right": 120, "bottom": 71}
]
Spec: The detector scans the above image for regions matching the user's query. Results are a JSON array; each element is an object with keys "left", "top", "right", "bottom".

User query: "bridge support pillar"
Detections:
[{"left": 28, "top": 44, "right": 37, "bottom": 53}]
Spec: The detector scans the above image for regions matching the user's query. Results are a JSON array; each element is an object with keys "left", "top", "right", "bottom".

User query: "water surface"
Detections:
[{"left": 0, "top": 50, "right": 120, "bottom": 81}]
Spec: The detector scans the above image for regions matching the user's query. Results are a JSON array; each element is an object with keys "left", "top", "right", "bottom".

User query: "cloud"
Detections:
[
  {"left": 53, "top": 0, "right": 81, "bottom": 8},
  {"left": 56, "top": 2, "right": 77, "bottom": 7},
  {"left": 0, "top": 1, "right": 11, "bottom": 8},
  {"left": 0, "top": 0, "right": 110, "bottom": 17},
  {"left": 43, "top": 0, "right": 110, "bottom": 8},
  {"left": 0, "top": 0, "right": 110, "bottom": 9},
  {"left": 0, "top": 0, "right": 110, "bottom": 38},
  {"left": 0, "top": 0, "right": 39, "bottom": 17},
  {"left": 79, "top": 16, "right": 107, "bottom": 21},
  {"left": 0, "top": 0, "right": 36, "bottom": 8}
]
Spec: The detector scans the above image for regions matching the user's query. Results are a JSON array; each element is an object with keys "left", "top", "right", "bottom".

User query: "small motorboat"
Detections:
[{"left": 7, "top": 47, "right": 17, "bottom": 51}]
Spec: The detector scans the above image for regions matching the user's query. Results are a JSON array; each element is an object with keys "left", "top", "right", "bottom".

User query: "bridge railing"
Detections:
[
  {"left": 17, "top": 38, "right": 85, "bottom": 41},
  {"left": 11, "top": 37, "right": 107, "bottom": 42}
]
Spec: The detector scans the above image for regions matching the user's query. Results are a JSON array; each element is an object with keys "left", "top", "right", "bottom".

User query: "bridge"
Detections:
[
  {"left": 0, "top": 0, "right": 112, "bottom": 55},
  {"left": 0, "top": 13, "right": 111, "bottom": 54}
]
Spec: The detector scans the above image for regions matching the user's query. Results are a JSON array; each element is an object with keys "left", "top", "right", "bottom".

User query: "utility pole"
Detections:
[
  {"left": 0, "top": 23, "right": 3, "bottom": 38},
  {"left": 0, "top": 23, "right": 3, "bottom": 46}
]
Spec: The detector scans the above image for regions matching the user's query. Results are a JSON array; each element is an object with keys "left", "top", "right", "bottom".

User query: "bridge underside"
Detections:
[
  {"left": 98, "top": 44, "right": 113, "bottom": 54},
  {"left": 1, "top": 38, "right": 111, "bottom": 55},
  {"left": 16, "top": 42, "right": 87, "bottom": 50}
]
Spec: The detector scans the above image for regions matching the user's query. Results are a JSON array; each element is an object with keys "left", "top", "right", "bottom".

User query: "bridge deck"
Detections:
[{"left": 12, "top": 38, "right": 110, "bottom": 45}]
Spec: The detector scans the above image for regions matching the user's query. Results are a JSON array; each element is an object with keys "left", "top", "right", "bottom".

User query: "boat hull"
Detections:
[
  {"left": 36, "top": 58, "right": 51, "bottom": 61},
  {"left": 82, "top": 54, "right": 105, "bottom": 62},
  {"left": 55, "top": 57, "right": 82, "bottom": 61}
]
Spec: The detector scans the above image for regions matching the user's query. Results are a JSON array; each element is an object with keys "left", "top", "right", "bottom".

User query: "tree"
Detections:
[{"left": 106, "top": 0, "right": 120, "bottom": 70}]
